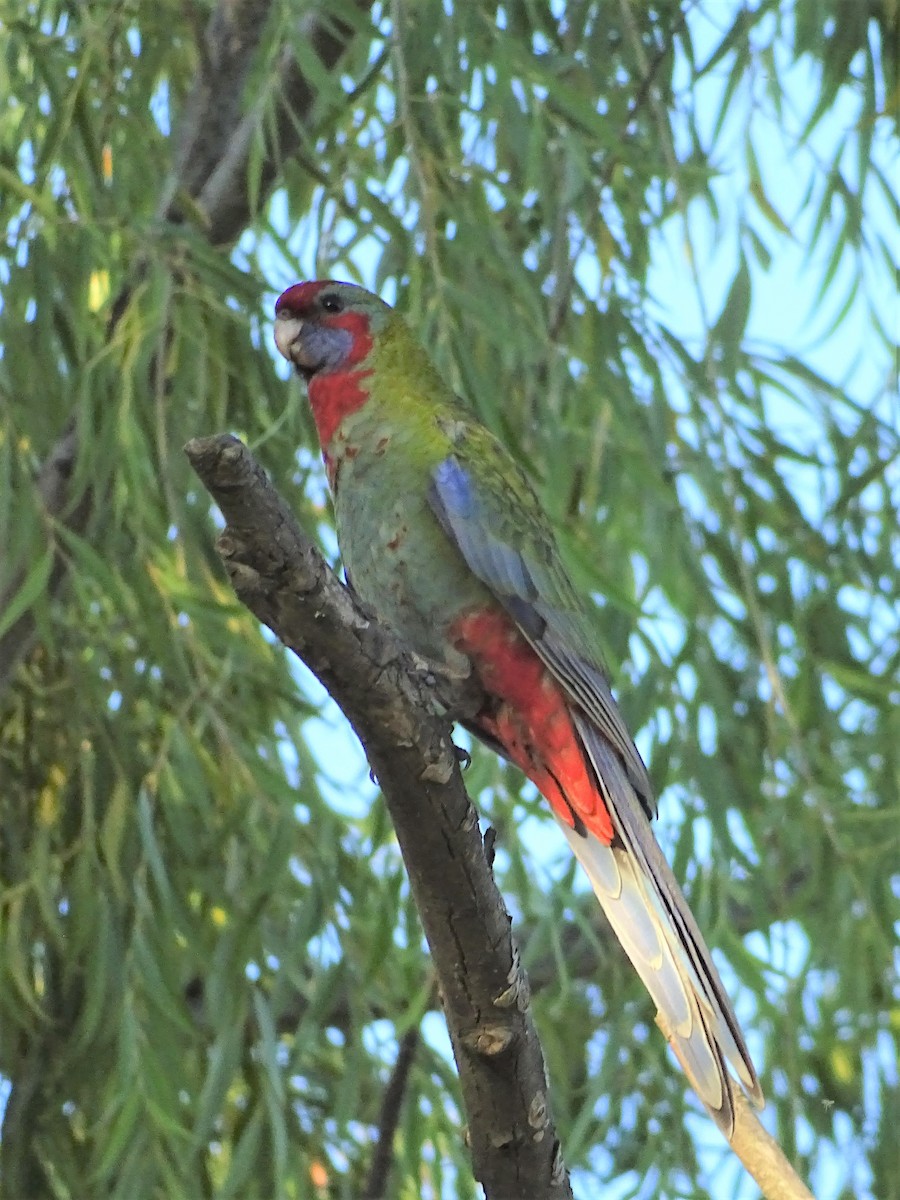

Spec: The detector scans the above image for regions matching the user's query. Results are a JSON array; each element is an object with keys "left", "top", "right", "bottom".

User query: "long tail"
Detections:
[{"left": 562, "top": 712, "right": 764, "bottom": 1136}]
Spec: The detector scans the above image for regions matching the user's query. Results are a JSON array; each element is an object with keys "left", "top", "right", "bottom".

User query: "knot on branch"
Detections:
[{"left": 461, "top": 1022, "right": 517, "bottom": 1057}]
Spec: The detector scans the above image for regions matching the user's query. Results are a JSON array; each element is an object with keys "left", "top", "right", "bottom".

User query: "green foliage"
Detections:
[{"left": 1, "top": 1, "right": 897, "bottom": 1198}]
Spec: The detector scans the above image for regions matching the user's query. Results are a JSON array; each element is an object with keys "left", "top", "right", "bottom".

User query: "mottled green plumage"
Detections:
[{"left": 325, "top": 324, "right": 496, "bottom": 673}]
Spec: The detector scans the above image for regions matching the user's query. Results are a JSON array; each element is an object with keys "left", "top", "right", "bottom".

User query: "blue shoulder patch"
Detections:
[{"left": 433, "top": 457, "right": 474, "bottom": 518}]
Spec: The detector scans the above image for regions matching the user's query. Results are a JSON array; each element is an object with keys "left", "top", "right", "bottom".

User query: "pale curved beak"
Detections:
[{"left": 274, "top": 311, "right": 304, "bottom": 363}]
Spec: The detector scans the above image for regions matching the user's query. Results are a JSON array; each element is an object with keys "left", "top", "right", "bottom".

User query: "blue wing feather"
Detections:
[{"left": 429, "top": 453, "right": 655, "bottom": 811}]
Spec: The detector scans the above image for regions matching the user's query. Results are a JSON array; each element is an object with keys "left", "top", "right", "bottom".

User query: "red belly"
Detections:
[{"left": 451, "top": 607, "right": 613, "bottom": 844}]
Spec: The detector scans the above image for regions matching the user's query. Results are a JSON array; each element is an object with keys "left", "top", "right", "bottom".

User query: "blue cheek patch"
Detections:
[{"left": 304, "top": 325, "right": 353, "bottom": 370}]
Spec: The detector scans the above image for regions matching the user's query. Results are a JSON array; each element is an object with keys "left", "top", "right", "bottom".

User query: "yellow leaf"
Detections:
[
  {"left": 38, "top": 763, "right": 67, "bottom": 826},
  {"left": 88, "top": 269, "right": 110, "bottom": 313},
  {"left": 830, "top": 1045, "right": 855, "bottom": 1085}
]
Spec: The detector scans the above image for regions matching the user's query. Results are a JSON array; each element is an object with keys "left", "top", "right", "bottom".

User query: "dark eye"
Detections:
[{"left": 320, "top": 293, "right": 344, "bottom": 314}]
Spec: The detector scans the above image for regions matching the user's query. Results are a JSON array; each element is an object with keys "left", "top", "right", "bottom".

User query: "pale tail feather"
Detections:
[
  {"left": 558, "top": 818, "right": 735, "bottom": 1129},
  {"left": 564, "top": 714, "right": 764, "bottom": 1135}
]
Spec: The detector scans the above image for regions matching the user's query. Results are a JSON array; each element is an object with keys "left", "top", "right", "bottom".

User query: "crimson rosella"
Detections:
[{"left": 273, "top": 279, "right": 763, "bottom": 1135}]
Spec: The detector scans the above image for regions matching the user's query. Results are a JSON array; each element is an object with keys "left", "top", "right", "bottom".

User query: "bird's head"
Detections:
[{"left": 274, "top": 280, "right": 393, "bottom": 381}]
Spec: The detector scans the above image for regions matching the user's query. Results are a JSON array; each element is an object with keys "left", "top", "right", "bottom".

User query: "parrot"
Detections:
[{"left": 273, "top": 279, "right": 764, "bottom": 1135}]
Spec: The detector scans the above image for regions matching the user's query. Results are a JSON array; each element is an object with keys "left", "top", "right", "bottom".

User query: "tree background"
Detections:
[{"left": 1, "top": 1, "right": 897, "bottom": 1198}]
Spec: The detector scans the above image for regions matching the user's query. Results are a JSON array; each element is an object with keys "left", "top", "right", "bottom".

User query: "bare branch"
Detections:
[
  {"left": 363, "top": 1022, "right": 421, "bottom": 1200},
  {"left": 730, "top": 1092, "right": 814, "bottom": 1200},
  {"left": 185, "top": 433, "right": 573, "bottom": 1200},
  {"left": 185, "top": 432, "right": 815, "bottom": 1200}
]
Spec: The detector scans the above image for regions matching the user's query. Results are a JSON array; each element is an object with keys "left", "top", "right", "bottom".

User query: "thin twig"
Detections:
[{"left": 363, "top": 1024, "right": 422, "bottom": 1200}]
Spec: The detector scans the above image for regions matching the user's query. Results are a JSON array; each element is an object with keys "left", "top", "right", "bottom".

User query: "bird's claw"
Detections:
[{"left": 453, "top": 743, "right": 472, "bottom": 769}]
